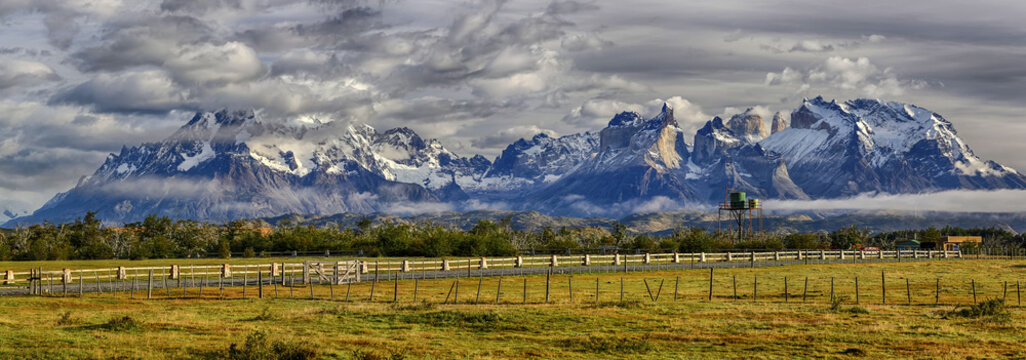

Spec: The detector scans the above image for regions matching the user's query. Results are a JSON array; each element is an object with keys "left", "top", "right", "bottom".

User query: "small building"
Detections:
[
  {"left": 937, "top": 236, "right": 982, "bottom": 251},
  {"left": 896, "top": 239, "right": 920, "bottom": 250}
]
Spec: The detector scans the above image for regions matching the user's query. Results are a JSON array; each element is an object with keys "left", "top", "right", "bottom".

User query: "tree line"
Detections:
[{"left": 0, "top": 212, "right": 1016, "bottom": 261}]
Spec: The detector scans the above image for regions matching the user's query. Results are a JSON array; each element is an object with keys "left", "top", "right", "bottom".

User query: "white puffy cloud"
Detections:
[
  {"left": 164, "top": 41, "right": 267, "bottom": 86},
  {"left": 51, "top": 70, "right": 192, "bottom": 113},
  {"left": 645, "top": 96, "right": 710, "bottom": 137},
  {"left": 767, "top": 190, "right": 1026, "bottom": 213},
  {"left": 765, "top": 56, "right": 920, "bottom": 98},
  {"left": 561, "top": 95, "right": 710, "bottom": 136},
  {"left": 0, "top": 59, "right": 60, "bottom": 92},
  {"left": 471, "top": 125, "right": 558, "bottom": 148}
]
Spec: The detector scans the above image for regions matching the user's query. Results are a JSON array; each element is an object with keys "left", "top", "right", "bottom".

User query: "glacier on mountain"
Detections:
[{"left": 6, "top": 97, "right": 1026, "bottom": 225}]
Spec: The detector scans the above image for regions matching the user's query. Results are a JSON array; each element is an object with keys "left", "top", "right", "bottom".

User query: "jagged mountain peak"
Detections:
[
  {"left": 727, "top": 108, "right": 769, "bottom": 142},
  {"left": 771, "top": 112, "right": 788, "bottom": 134},
  {"left": 607, "top": 111, "right": 643, "bottom": 127},
  {"left": 8, "top": 96, "right": 1026, "bottom": 225}
]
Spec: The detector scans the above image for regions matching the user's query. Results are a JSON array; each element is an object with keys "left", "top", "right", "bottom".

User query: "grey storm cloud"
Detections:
[{"left": 2, "top": 0, "right": 1026, "bottom": 215}]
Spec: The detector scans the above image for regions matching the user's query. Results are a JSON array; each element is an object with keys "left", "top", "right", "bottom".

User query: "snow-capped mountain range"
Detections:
[{"left": 7, "top": 96, "right": 1026, "bottom": 225}]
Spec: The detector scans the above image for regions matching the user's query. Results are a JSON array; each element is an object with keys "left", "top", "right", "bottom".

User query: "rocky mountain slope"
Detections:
[{"left": 7, "top": 97, "right": 1026, "bottom": 225}]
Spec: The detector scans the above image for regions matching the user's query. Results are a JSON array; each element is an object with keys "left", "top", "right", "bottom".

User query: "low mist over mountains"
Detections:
[
  {"left": 265, "top": 210, "right": 1026, "bottom": 236},
  {"left": 7, "top": 97, "right": 1026, "bottom": 226}
]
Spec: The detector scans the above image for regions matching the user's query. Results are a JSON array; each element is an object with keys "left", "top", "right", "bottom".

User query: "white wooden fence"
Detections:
[{"left": 2, "top": 249, "right": 962, "bottom": 287}]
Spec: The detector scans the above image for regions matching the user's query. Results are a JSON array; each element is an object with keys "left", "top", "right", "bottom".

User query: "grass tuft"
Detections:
[
  {"left": 249, "top": 307, "right": 278, "bottom": 321},
  {"left": 946, "top": 299, "right": 1008, "bottom": 321},
  {"left": 226, "top": 330, "right": 317, "bottom": 360},
  {"left": 350, "top": 346, "right": 408, "bottom": 360},
  {"left": 828, "top": 296, "right": 869, "bottom": 315},
  {"left": 559, "top": 334, "right": 652, "bottom": 354},
  {"left": 840, "top": 347, "right": 866, "bottom": 356},
  {"left": 56, "top": 311, "right": 77, "bottom": 326},
  {"left": 102, "top": 315, "right": 142, "bottom": 332}
]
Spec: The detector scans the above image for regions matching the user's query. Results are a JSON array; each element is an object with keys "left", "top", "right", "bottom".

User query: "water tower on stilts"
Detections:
[{"left": 717, "top": 187, "right": 764, "bottom": 244}]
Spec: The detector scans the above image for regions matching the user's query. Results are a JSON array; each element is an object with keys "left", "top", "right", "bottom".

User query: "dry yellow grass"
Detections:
[{"left": 1, "top": 259, "right": 1025, "bottom": 359}]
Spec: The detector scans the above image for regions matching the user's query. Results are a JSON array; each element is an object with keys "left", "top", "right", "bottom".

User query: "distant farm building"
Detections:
[
  {"left": 896, "top": 239, "right": 920, "bottom": 250},
  {"left": 937, "top": 236, "right": 982, "bottom": 251}
]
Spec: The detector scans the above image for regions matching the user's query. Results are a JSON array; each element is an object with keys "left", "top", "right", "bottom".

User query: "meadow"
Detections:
[{"left": 0, "top": 259, "right": 1024, "bottom": 359}]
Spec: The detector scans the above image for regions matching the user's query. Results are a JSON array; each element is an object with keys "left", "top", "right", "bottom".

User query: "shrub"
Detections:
[
  {"left": 847, "top": 306, "right": 870, "bottom": 314},
  {"left": 350, "top": 347, "right": 408, "bottom": 360},
  {"left": 947, "top": 299, "right": 1008, "bottom": 319},
  {"left": 102, "top": 315, "right": 141, "bottom": 332},
  {"left": 249, "top": 307, "right": 277, "bottom": 321},
  {"left": 226, "top": 331, "right": 317, "bottom": 360},
  {"left": 56, "top": 311, "right": 77, "bottom": 326},
  {"left": 559, "top": 335, "right": 652, "bottom": 354}
]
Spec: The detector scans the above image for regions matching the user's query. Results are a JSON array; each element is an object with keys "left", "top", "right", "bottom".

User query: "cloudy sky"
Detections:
[{"left": 2, "top": 0, "right": 1026, "bottom": 214}]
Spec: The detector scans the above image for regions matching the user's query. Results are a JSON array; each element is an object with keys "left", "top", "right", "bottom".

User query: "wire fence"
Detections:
[{"left": 4, "top": 249, "right": 965, "bottom": 299}]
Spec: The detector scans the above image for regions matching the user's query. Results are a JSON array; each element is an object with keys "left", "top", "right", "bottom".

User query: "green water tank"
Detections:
[
  {"left": 729, "top": 192, "right": 746, "bottom": 203},
  {"left": 748, "top": 199, "right": 759, "bottom": 208}
]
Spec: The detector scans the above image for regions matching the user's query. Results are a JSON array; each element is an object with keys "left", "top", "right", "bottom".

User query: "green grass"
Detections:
[{"left": 1, "top": 260, "right": 1026, "bottom": 359}]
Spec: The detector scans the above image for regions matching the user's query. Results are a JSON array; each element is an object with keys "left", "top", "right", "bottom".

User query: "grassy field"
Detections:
[{"left": 1, "top": 260, "right": 1025, "bottom": 359}]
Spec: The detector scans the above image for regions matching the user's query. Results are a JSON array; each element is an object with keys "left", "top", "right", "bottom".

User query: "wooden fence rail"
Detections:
[{"left": 3, "top": 249, "right": 962, "bottom": 289}]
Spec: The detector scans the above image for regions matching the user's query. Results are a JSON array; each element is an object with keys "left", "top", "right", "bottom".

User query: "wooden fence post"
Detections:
[
  {"left": 147, "top": 270, "right": 153, "bottom": 299},
  {"left": 243, "top": 266, "right": 248, "bottom": 299},
  {"left": 708, "top": 268, "right": 714, "bottom": 302},
  {"left": 673, "top": 276, "right": 680, "bottom": 302},
  {"left": 595, "top": 278, "right": 600, "bottom": 303},
  {"left": 906, "top": 278, "right": 911, "bottom": 305},
  {"left": 784, "top": 276, "right": 789, "bottom": 303},
  {"left": 881, "top": 271, "right": 886, "bottom": 305},
  {"left": 802, "top": 277, "right": 808, "bottom": 303},
  {"left": 62, "top": 269, "right": 69, "bottom": 297},
  {"left": 733, "top": 275, "right": 738, "bottom": 301},
  {"left": 302, "top": 262, "right": 310, "bottom": 285},
  {"left": 1004, "top": 281, "right": 1008, "bottom": 302},
  {"left": 497, "top": 277, "right": 502, "bottom": 303},
  {"left": 346, "top": 278, "right": 352, "bottom": 302},
  {"left": 754, "top": 276, "right": 758, "bottom": 302},
  {"left": 855, "top": 276, "right": 859, "bottom": 304},
  {"left": 258, "top": 270, "right": 263, "bottom": 299},
  {"left": 972, "top": 279, "right": 977, "bottom": 304},
  {"left": 475, "top": 277, "right": 482, "bottom": 304},
  {"left": 568, "top": 276, "right": 573, "bottom": 303},
  {"left": 545, "top": 269, "right": 551, "bottom": 303},
  {"left": 170, "top": 265, "right": 179, "bottom": 280},
  {"left": 200, "top": 268, "right": 205, "bottom": 297}
]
